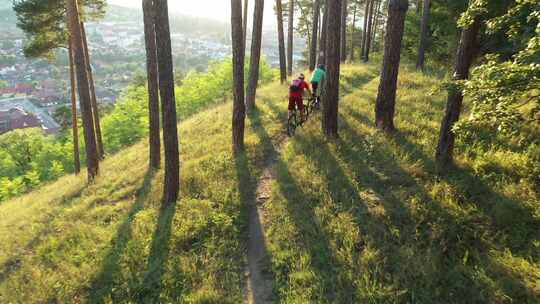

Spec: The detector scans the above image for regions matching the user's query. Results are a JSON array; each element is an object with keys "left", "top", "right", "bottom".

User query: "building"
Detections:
[{"left": 0, "top": 108, "right": 41, "bottom": 134}]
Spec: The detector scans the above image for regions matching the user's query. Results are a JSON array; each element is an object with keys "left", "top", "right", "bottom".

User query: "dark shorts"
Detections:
[
  {"left": 311, "top": 82, "right": 319, "bottom": 95},
  {"left": 288, "top": 96, "right": 304, "bottom": 111}
]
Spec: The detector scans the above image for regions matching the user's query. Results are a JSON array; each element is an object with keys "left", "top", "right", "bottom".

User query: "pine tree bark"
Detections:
[
  {"left": 81, "top": 22, "right": 104, "bottom": 159},
  {"left": 318, "top": 2, "right": 328, "bottom": 65},
  {"left": 243, "top": 0, "right": 249, "bottom": 48},
  {"left": 416, "top": 0, "right": 430, "bottom": 71},
  {"left": 371, "top": 0, "right": 383, "bottom": 50},
  {"left": 375, "top": 0, "right": 408, "bottom": 133},
  {"left": 340, "top": 0, "right": 348, "bottom": 62},
  {"left": 309, "top": 0, "right": 321, "bottom": 71},
  {"left": 363, "top": 0, "right": 376, "bottom": 62},
  {"left": 155, "top": 0, "right": 180, "bottom": 205},
  {"left": 323, "top": 0, "right": 342, "bottom": 138},
  {"left": 143, "top": 0, "right": 161, "bottom": 170},
  {"left": 68, "top": 40, "right": 80, "bottom": 175},
  {"left": 66, "top": 0, "right": 99, "bottom": 181},
  {"left": 360, "top": 0, "right": 371, "bottom": 60},
  {"left": 245, "top": 0, "right": 265, "bottom": 112},
  {"left": 349, "top": 2, "right": 357, "bottom": 61},
  {"left": 436, "top": 17, "right": 481, "bottom": 168},
  {"left": 416, "top": 0, "right": 422, "bottom": 14},
  {"left": 276, "top": 0, "right": 287, "bottom": 83},
  {"left": 287, "top": 0, "right": 294, "bottom": 76},
  {"left": 232, "top": 0, "right": 246, "bottom": 153}
]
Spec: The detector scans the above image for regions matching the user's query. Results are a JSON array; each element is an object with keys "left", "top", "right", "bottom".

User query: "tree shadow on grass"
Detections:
[
  {"left": 338, "top": 110, "right": 539, "bottom": 302},
  {"left": 137, "top": 199, "right": 177, "bottom": 303},
  {"left": 232, "top": 108, "right": 283, "bottom": 303},
  {"left": 87, "top": 169, "right": 155, "bottom": 303}
]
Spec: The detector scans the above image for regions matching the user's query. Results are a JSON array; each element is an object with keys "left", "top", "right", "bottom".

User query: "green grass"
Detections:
[
  {"left": 264, "top": 65, "right": 540, "bottom": 303},
  {"left": 0, "top": 79, "right": 293, "bottom": 303},
  {"left": 0, "top": 63, "right": 538, "bottom": 303}
]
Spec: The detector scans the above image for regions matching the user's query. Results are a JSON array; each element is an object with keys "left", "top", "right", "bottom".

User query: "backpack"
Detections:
[{"left": 289, "top": 79, "right": 302, "bottom": 93}]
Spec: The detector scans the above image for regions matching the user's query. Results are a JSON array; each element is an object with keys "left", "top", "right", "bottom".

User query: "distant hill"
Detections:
[{"left": 105, "top": 4, "right": 228, "bottom": 39}]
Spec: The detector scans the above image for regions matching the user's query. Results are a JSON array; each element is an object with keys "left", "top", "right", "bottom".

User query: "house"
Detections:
[
  {"left": 0, "top": 108, "right": 41, "bottom": 134},
  {"left": 15, "top": 83, "right": 34, "bottom": 95}
]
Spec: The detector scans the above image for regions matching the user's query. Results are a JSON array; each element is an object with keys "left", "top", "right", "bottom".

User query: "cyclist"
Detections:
[
  {"left": 288, "top": 73, "right": 312, "bottom": 122},
  {"left": 310, "top": 64, "right": 326, "bottom": 100}
]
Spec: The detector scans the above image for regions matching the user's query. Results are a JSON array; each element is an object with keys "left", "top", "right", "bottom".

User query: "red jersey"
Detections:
[{"left": 289, "top": 80, "right": 309, "bottom": 98}]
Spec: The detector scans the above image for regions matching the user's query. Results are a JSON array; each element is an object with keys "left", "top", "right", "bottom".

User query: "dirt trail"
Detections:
[{"left": 245, "top": 132, "right": 288, "bottom": 304}]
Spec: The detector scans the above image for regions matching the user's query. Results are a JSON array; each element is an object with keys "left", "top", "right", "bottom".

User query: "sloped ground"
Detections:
[
  {"left": 264, "top": 66, "right": 540, "bottom": 303},
  {"left": 1, "top": 63, "right": 537, "bottom": 303},
  {"left": 0, "top": 78, "right": 290, "bottom": 302}
]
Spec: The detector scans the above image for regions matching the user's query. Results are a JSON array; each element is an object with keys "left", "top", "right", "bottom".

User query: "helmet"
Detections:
[
  {"left": 298, "top": 73, "right": 305, "bottom": 80},
  {"left": 318, "top": 64, "right": 326, "bottom": 71}
]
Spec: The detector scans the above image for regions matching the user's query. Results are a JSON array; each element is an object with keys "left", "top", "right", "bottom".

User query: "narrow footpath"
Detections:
[{"left": 244, "top": 129, "right": 289, "bottom": 304}]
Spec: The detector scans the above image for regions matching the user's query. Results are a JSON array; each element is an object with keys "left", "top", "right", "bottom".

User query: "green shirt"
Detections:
[{"left": 311, "top": 68, "right": 326, "bottom": 83}]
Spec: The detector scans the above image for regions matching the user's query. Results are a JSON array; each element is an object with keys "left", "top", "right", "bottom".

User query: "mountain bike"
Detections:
[
  {"left": 308, "top": 95, "right": 321, "bottom": 113},
  {"left": 287, "top": 103, "right": 305, "bottom": 137}
]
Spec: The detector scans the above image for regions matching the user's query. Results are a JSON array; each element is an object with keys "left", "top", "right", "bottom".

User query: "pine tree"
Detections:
[
  {"left": 81, "top": 22, "right": 105, "bottom": 159},
  {"left": 318, "top": 1, "right": 328, "bottom": 65},
  {"left": 309, "top": 0, "right": 321, "bottom": 71},
  {"left": 68, "top": 40, "right": 81, "bottom": 175},
  {"left": 436, "top": 16, "right": 482, "bottom": 168},
  {"left": 349, "top": 1, "right": 358, "bottom": 61},
  {"left": 143, "top": 0, "right": 161, "bottom": 170},
  {"left": 287, "top": 0, "right": 294, "bottom": 76},
  {"left": 360, "top": 0, "right": 371, "bottom": 60},
  {"left": 243, "top": 0, "right": 249, "bottom": 48},
  {"left": 374, "top": 0, "right": 408, "bottom": 132},
  {"left": 245, "top": 0, "right": 265, "bottom": 111},
  {"left": 363, "top": 0, "right": 376, "bottom": 62},
  {"left": 340, "top": 0, "right": 348, "bottom": 62},
  {"left": 232, "top": 0, "right": 246, "bottom": 153},
  {"left": 416, "top": 0, "right": 431, "bottom": 71},
  {"left": 323, "top": 0, "right": 342, "bottom": 138},
  {"left": 154, "top": 0, "right": 180, "bottom": 204},
  {"left": 66, "top": 0, "right": 100, "bottom": 181},
  {"left": 276, "top": 0, "right": 287, "bottom": 83}
]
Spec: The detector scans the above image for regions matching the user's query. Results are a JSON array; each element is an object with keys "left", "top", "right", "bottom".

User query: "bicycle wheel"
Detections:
[{"left": 287, "top": 112, "right": 297, "bottom": 136}]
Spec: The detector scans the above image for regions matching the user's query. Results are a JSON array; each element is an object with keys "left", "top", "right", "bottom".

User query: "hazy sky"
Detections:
[{"left": 108, "top": 0, "right": 277, "bottom": 27}]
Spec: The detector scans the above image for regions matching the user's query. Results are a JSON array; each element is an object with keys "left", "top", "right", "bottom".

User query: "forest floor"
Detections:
[{"left": 0, "top": 62, "right": 538, "bottom": 303}]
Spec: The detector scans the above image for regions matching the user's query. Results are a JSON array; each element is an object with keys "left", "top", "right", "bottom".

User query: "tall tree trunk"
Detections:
[
  {"left": 416, "top": 0, "right": 430, "bottom": 71},
  {"left": 276, "top": 0, "right": 287, "bottom": 83},
  {"left": 66, "top": 0, "right": 99, "bottom": 181},
  {"left": 416, "top": 0, "right": 421, "bottom": 14},
  {"left": 309, "top": 0, "right": 321, "bottom": 71},
  {"left": 360, "top": 0, "right": 371, "bottom": 60},
  {"left": 80, "top": 22, "right": 104, "bottom": 159},
  {"left": 143, "top": 0, "right": 161, "bottom": 170},
  {"left": 323, "top": 0, "right": 342, "bottom": 138},
  {"left": 231, "top": 0, "right": 246, "bottom": 153},
  {"left": 371, "top": 0, "right": 383, "bottom": 50},
  {"left": 318, "top": 2, "right": 328, "bottom": 65},
  {"left": 374, "top": 0, "right": 408, "bottom": 132},
  {"left": 243, "top": 0, "right": 249, "bottom": 48},
  {"left": 68, "top": 40, "right": 80, "bottom": 175},
  {"left": 436, "top": 17, "right": 481, "bottom": 168},
  {"left": 155, "top": 0, "right": 180, "bottom": 205},
  {"left": 245, "top": 0, "right": 265, "bottom": 112},
  {"left": 363, "top": 0, "right": 376, "bottom": 62},
  {"left": 287, "top": 0, "right": 294, "bottom": 76},
  {"left": 349, "top": 2, "right": 357, "bottom": 61},
  {"left": 340, "top": 0, "right": 348, "bottom": 62}
]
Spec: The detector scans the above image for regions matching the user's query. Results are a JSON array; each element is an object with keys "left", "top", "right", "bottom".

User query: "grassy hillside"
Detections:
[
  {"left": 0, "top": 80, "right": 288, "bottom": 302},
  {"left": 264, "top": 66, "right": 540, "bottom": 302},
  {"left": 0, "top": 63, "right": 538, "bottom": 303}
]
